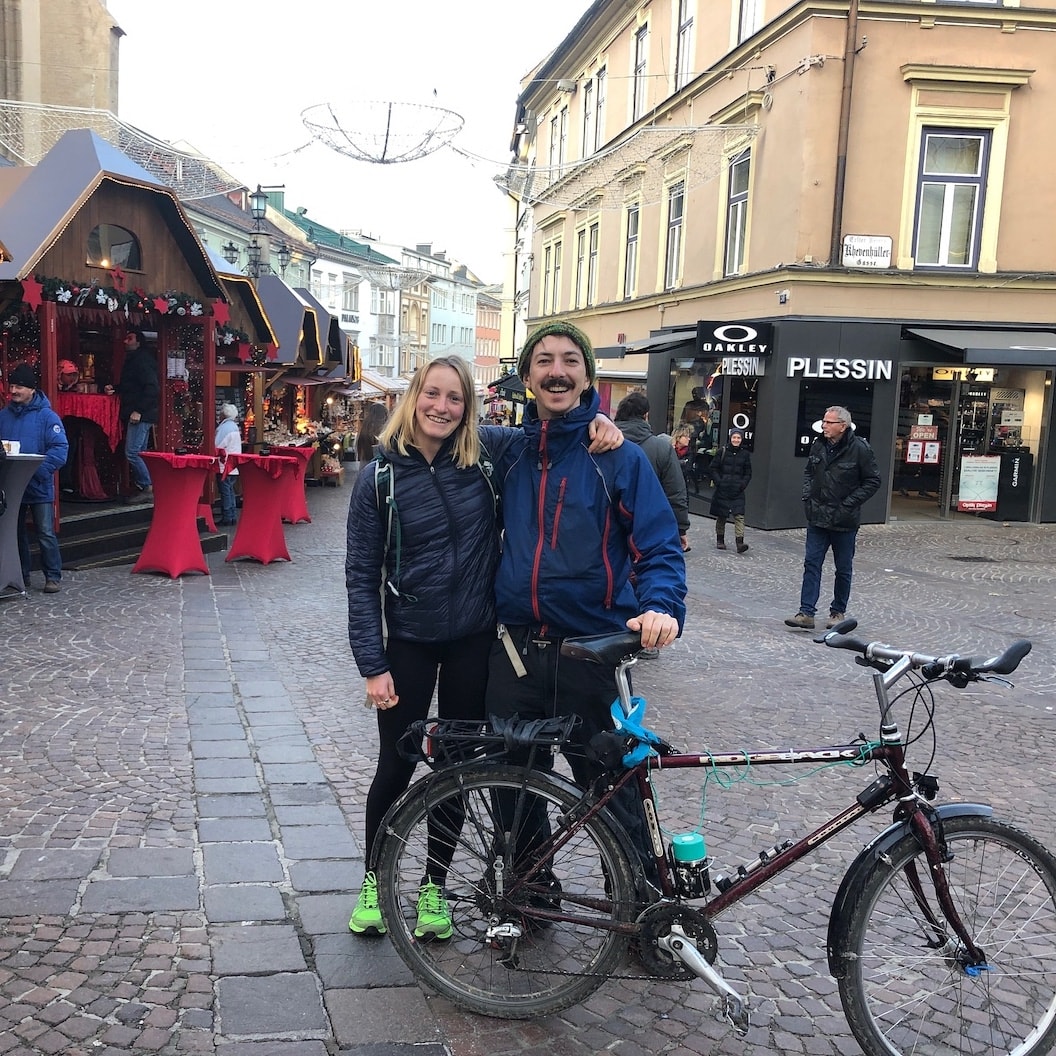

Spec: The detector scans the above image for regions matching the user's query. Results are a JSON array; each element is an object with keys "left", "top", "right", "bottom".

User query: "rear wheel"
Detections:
[
  {"left": 838, "top": 816, "right": 1056, "bottom": 1056},
  {"left": 375, "top": 763, "right": 638, "bottom": 1018}
]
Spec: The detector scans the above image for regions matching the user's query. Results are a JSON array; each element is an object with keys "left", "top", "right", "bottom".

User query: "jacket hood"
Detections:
[
  {"left": 6, "top": 390, "right": 51, "bottom": 415},
  {"left": 616, "top": 418, "right": 654, "bottom": 444}
]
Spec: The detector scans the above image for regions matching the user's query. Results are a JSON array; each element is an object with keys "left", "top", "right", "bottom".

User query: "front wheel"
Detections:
[
  {"left": 375, "top": 763, "right": 638, "bottom": 1019},
  {"left": 838, "top": 815, "right": 1056, "bottom": 1056}
]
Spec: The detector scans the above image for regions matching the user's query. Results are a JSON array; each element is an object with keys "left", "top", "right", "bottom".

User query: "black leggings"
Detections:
[{"left": 363, "top": 630, "right": 492, "bottom": 867}]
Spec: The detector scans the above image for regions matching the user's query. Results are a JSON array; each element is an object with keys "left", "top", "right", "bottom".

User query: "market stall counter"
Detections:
[
  {"left": 269, "top": 444, "right": 314, "bottom": 524},
  {"left": 0, "top": 453, "right": 46, "bottom": 598},
  {"left": 132, "top": 452, "right": 219, "bottom": 578},
  {"left": 222, "top": 452, "right": 298, "bottom": 564}
]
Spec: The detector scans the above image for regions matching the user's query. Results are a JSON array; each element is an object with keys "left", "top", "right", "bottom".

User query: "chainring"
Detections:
[{"left": 633, "top": 902, "right": 718, "bottom": 980}]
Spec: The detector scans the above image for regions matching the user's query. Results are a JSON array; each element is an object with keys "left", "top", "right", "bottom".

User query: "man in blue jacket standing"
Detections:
[
  {"left": 486, "top": 321, "right": 687, "bottom": 877},
  {"left": 0, "top": 363, "right": 69, "bottom": 592}
]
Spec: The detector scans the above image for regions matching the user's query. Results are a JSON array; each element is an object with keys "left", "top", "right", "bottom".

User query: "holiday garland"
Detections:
[{"left": 26, "top": 274, "right": 208, "bottom": 317}]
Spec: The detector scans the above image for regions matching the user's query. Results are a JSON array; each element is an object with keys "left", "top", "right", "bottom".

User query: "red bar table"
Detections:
[
  {"left": 132, "top": 452, "right": 219, "bottom": 577},
  {"left": 223, "top": 453, "right": 298, "bottom": 564},
  {"left": 269, "top": 444, "right": 314, "bottom": 524},
  {"left": 0, "top": 453, "right": 45, "bottom": 598}
]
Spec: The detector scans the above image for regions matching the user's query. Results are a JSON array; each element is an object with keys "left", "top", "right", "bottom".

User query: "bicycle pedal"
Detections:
[{"left": 720, "top": 995, "right": 751, "bottom": 1036}]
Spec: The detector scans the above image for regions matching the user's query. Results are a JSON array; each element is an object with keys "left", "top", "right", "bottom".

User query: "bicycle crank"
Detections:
[{"left": 650, "top": 913, "right": 750, "bottom": 1035}]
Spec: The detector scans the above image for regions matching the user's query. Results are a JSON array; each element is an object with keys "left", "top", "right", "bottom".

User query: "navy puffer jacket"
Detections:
[
  {"left": 802, "top": 429, "right": 881, "bottom": 531},
  {"left": 345, "top": 435, "right": 501, "bottom": 678}
]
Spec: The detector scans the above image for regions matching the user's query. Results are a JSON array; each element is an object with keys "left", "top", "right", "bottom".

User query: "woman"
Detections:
[
  {"left": 345, "top": 356, "right": 503, "bottom": 941},
  {"left": 355, "top": 401, "right": 389, "bottom": 464},
  {"left": 709, "top": 426, "right": 752, "bottom": 553},
  {"left": 345, "top": 357, "right": 623, "bottom": 941}
]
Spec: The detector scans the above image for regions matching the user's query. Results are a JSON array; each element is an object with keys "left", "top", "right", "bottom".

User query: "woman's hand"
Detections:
[
  {"left": 587, "top": 414, "right": 624, "bottom": 453},
  {"left": 364, "top": 673, "right": 399, "bottom": 710}
]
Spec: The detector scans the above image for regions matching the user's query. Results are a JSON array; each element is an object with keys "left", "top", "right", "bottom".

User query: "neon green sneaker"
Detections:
[
  {"left": 348, "top": 871, "right": 386, "bottom": 935},
  {"left": 414, "top": 881, "right": 452, "bottom": 940}
]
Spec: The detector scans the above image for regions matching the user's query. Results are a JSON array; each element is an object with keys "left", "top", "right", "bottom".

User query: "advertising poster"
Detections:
[
  {"left": 957, "top": 455, "right": 1001, "bottom": 512},
  {"left": 905, "top": 441, "right": 924, "bottom": 464}
]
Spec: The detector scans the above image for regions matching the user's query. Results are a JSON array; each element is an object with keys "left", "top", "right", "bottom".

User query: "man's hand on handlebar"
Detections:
[{"left": 626, "top": 611, "right": 680, "bottom": 649}]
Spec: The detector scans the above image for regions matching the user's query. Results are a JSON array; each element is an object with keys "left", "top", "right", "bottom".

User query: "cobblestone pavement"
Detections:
[{"left": 1, "top": 481, "right": 1054, "bottom": 1056}]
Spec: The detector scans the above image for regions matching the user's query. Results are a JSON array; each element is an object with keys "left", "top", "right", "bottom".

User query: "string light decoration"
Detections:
[
  {"left": 354, "top": 264, "right": 433, "bottom": 290},
  {"left": 0, "top": 100, "right": 241, "bottom": 200},
  {"left": 301, "top": 101, "right": 464, "bottom": 164},
  {"left": 489, "top": 125, "right": 761, "bottom": 210}
]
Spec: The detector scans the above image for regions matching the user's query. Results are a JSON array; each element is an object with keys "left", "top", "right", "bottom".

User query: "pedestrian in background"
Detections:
[
  {"left": 614, "top": 391, "right": 691, "bottom": 553},
  {"left": 355, "top": 402, "right": 389, "bottom": 465},
  {"left": 785, "top": 406, "right": 881, "bottom": 630},
  {"left": 214, "top": 403, "right": 242, "bottom": 526},
  {"left": 105, "top": 328, "right": 159, "bottom": 503},
  {"left": 0, "top": 363, "right": 69, "bottom": 593},
  {"left": 710, "top": 426, "right": 752, "bottom": 553}
]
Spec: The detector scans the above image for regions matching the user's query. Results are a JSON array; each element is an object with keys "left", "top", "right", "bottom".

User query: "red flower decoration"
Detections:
[
  {"left": 109, "top": 266, "right": 127, "bottom": 291},
  {"left": 212, "top": 299, "right": 231, "bottom": 326},
  {"left": 153, "top": 296, "right": 170, "bottom": 313},
  {"left": 237, "top": 342, "right": 251, "bottom": 363}
]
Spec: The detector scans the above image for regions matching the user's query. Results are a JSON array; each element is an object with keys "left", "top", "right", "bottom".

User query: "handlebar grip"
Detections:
[
  {"left": 821, "top": 632, "right": 869, "bottom": 654},
  {"left": 983, "top": 638, "right": 1032, "bottom": 675}
]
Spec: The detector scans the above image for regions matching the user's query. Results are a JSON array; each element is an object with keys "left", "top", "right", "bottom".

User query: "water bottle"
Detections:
[{"left": 669, "top": 832, "right": 710, "bottom": 898}]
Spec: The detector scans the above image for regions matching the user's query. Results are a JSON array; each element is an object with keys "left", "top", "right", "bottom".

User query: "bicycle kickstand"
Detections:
[{"left": 657, "top": 926, "right": 750, "bottom": 1035}]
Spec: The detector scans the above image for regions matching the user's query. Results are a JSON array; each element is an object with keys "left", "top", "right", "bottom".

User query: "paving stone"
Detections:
[
  {"left": 287, "top": 860, "right": 357, "bottom": 894},
  {"left": 260, "top": 762, "right": 327, "bottom": 784},
  {"left": 295, "top": 894, "right": 359, "bottom": 936},
  {"left": 279, "top": 826, "right": 358, "bottom": 860},
  {"left": 204, "top": 885, "right": 288, "bottom": 923},
  {"left": 6, "top": 849, "right": 101, "bottom": 880},
  {"left": 0, "top": 880, "right": 80, "bottom": 916},
  {"left": 211, "top": 924, "right": 306, "bottom": 975},
  {"left": 216, "top": 973, "right": 327, "bottom": 1035},
  {"left": 198, "top": 818, "right": 274, "bottom": 843},
  {"left": 202, "top": 844, "right": 283, "bottom": 884},
  {"left": 80, "top": 877, "right": 200, "bottom": 913},
  {"left": 107, "top": 848, "right": 195, "bottom": 877},
  {"left": 255, "top": 745, "right": 317, "bottom": 764},
  {"left": 324, "top": 987, "right": 441, "bottom": 1047},
  {"left": 197, "top": 796, "right": 268, "bottom": 819},
  {"left": 312, "top": 934, "right": 412, "bottom": 989}
]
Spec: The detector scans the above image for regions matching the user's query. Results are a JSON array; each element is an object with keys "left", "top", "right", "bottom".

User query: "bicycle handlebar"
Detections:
[{"left": 817, "top": 619, "right": 1031, "bottom": 682}]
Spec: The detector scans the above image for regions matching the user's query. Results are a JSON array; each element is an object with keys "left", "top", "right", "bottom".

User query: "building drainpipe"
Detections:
[{"left": 829, "top": 0, "right": 862, "bottom": 268}]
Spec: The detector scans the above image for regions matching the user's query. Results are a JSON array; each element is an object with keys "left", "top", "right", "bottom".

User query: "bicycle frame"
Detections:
[{"left": 516, "top": 650, "right": 987, "bottom": 968}]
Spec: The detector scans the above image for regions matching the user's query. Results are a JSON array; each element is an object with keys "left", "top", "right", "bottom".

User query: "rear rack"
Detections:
[{"left": 397, "top": 714, "right": 579, "bottom": 770}]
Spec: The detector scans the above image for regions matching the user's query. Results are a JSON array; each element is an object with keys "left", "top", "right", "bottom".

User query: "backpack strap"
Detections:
[{"left": 373, "top": 456, "right": 413, "bottom": 601}]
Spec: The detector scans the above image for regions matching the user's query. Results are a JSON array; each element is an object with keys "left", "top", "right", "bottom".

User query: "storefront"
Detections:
[{"left": 643, "top": 318, "right": 1055, "bottom": 528}]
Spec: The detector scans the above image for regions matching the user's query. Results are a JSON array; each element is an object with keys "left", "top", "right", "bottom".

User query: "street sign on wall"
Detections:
[{"left": 842, "top": 235, "right": 892, "bottom": 269}]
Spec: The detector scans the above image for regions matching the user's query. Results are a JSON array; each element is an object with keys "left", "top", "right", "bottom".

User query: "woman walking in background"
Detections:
[{"left": 710, "top": 426, "right": 752, "bottom": 553}]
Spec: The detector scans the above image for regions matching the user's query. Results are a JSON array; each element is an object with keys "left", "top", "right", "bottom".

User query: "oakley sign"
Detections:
[{"left": 696, "top": 321, "right": 773, "bottom": 357}]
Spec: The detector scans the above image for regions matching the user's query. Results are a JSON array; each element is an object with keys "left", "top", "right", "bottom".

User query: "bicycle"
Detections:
[{"left": 373, "top": 620, "right": 1056, "bottom": 1056}]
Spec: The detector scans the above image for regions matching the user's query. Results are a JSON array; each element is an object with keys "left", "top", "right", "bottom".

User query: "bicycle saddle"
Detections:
[{"left": 561, "top": 631, "right": 643, "bottom": 666}]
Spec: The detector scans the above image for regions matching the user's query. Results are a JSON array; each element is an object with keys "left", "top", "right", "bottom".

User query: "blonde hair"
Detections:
[{"left": 378, "top": 356, "right": 480, "bottom": 469}]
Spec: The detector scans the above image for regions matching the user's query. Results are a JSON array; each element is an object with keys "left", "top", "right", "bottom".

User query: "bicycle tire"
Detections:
[
  {"left": 375, "top": 763, "right": 638, "bottom": 1018},
  {"left": 838, "top": 815, "right": 1056, "bottom": 1056}
]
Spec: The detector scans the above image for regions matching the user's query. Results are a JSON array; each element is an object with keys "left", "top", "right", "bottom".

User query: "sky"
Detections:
[{"left": 104, "top": 1, "right": 586, "bottom": 284}]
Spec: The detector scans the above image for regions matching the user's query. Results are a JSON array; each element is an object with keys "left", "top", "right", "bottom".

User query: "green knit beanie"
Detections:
[{"left": 518, "top": 321, "right": 596, "bottom": 383}]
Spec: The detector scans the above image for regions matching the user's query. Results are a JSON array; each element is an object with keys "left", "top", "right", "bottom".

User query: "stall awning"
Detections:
[
  {"left": 255, "top": 274, "right": 321, "bottom": 365},
  {"left": 904, "top": 327, "right": 1056, "bottom": 365},
  {"left": 487, "top": 373, "right": 526, "bottom": 401}
]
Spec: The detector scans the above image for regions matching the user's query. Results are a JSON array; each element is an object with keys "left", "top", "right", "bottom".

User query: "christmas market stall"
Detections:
[{"left": 0, "top": 129, "right": 229, "bottom": 503}]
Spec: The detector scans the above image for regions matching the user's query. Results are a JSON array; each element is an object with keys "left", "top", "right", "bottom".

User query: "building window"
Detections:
[
  {"left": 633, "top": 26, "right": 649, "bottom": 122},
  {"left": 559, "top": 107, "right": 569, "bottom": 173},
  {"left": 552, "top": 240, "right": 563, "bottom": 312},
  {"left": 549, "top": 114, "right": 559, "bottom": 171},
  {"left": 738, "top": 0, "right": 761, "bottom": 43},
  {"left": 587, "top": 222, "right": 599, "bottom": 306},
  {"left": 623, "top": 203, "right": 640, "bottom": 298},
  {"left": 724, "top": 149, "right": 751, "bottom": 276},
  {"left": 595, "top": 67, "right": 607, "bottom": 148},
  {"left": 913, "top": 129, "right": 990, "bottom": 268},
  {"left": 675, "top": 0, "right": 694, "bottom": 91},
  {"left": 87, "top": 224, "right": 142, "bottom": 270},
  {"left": 664, "top": 180, "right": 685, "bottom": 290},
  {"left": 574, "top": 228, "right": 588, "bottom": 309},
  {"left": 582, "top": 80, "right": 595, "bottom": 156},
  {"left": 342, "top": 275, "right": 359, "bottom": 312},
  {"left": 542, "top": 245, "right": 553, "bottom": 314}
]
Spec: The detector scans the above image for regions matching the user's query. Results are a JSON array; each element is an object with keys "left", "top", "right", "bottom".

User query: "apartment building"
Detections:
[{"left": 511, "top": 0, "right": 1056, "bottom": 526}]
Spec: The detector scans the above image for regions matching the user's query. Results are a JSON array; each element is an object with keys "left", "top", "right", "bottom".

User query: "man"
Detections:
[
  {"left": 486, "top": 320, "right": 687, "bottom": 876},
  {"left": 0, "top": 363, "right": 69, "bottom": 593},
  {"left": 107, "top": 328, "right": 159, "bottom": 503},
  {"left": 614, "top": 391, "right": 690, "bottom": 552},
  {"left": 785, "top": 405, "right": 881, "bottom": 631}
]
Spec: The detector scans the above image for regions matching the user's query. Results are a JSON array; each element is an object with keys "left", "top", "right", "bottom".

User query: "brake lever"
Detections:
[{"left": 978, "top": 674, "right": 1014, "bottom": 689}]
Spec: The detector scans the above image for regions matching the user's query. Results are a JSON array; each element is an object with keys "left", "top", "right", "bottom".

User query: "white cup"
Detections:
[{"left": 2, "top": 440, "right": 20, "bottom": 454}]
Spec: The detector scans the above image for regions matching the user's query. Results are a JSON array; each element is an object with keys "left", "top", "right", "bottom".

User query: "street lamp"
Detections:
[
  {"left": 221, "top": 241, "right": 239, "bottom": 265},
  {"left": 277, "top": 242, "right": 292, "bottom": 277},
  {"left": 249, "top": 185, "right": 268, "bottom": 222},
  {"left": 246, "top": 239, "right": 262, "bottom": 274}
]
